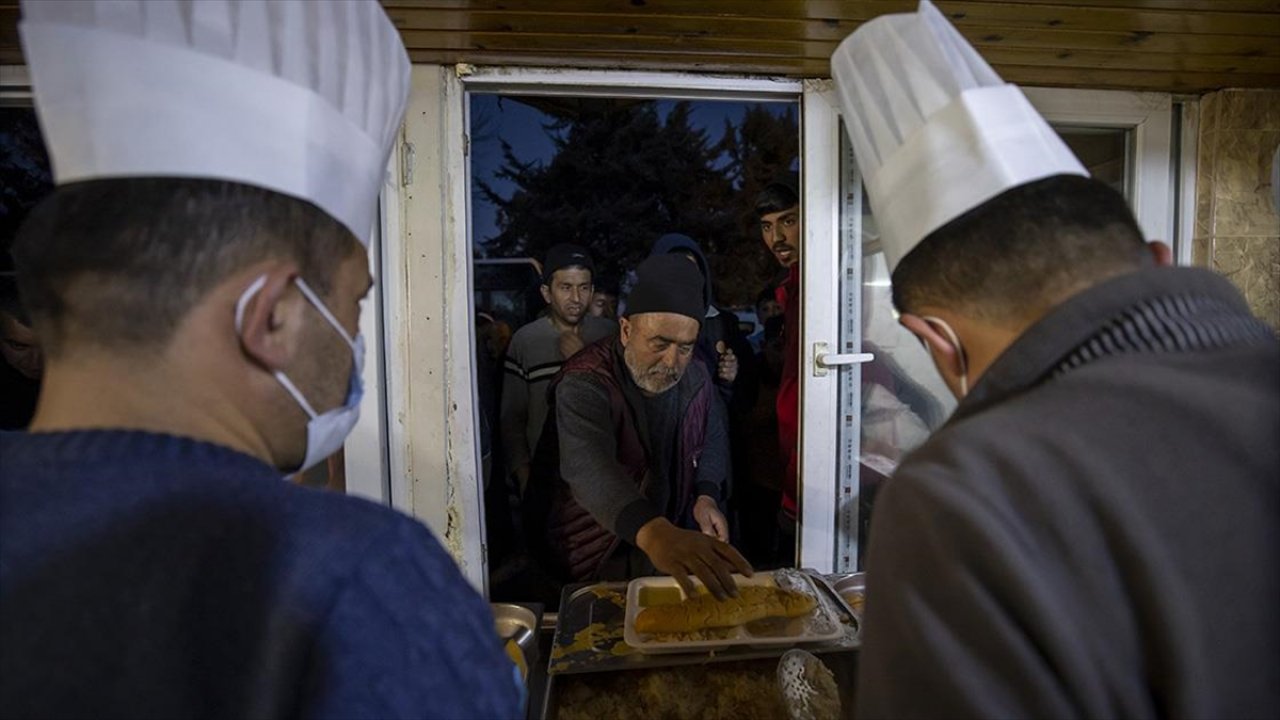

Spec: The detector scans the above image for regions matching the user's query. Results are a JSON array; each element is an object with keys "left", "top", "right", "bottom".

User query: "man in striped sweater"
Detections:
[{"left": 501, "top": 244, "right": 617, "bottom": 496}]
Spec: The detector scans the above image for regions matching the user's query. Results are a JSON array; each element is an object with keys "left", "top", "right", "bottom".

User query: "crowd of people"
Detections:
[{"left": 473, "top": 177, "right": 818, "bottom": 604}]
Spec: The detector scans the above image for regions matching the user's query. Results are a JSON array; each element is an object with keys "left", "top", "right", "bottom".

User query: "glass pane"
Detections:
[
  {"left": 469, "top": 93, "right": 802, "bottom": 601},
  {"left": 1057, "top": 126, "right": 1130, "bottom": 198},
  {"left": 1, "top": 107, "right": 53, "bottom": 432},
  {"left": 836, "top": 128, "right": 957, "bottom": 571}
]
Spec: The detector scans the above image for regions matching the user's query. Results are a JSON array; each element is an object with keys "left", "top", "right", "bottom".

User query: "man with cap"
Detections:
[
  {"left": 524, "top": 255, "right": 752, "bottom": 600},
  {"left": 832, "top": 3, "right": 1278, "bottom": 718},
  {"left": 1, "top": 2, "right": 521, "bottom": 718},
  {"left": 501, "top": 243, "right": 616, "bottom": 496}
]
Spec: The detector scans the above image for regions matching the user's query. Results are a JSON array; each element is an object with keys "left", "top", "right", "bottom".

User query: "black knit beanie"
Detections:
[{"left": 624, "top": 255, "right": 705, "bottom": 323}]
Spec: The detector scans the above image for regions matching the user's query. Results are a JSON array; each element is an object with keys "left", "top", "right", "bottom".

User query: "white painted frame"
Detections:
[
  {"left": 1176, "top": 99, "right": 1201, "bottom": 267},
  {"left": 385, "top": 67, "right": 491, "bottom": 591},
  {"left": 341, "top": 170, "right": 395, "bottom": 505},
  {"left": 442, "top": 67, "right": 803, "bottom": 587},
  {"left": 1022, "top": 88, "right": 1176, "bottom": 249},
  {"left": 797, "top": 79, "right": 843, "bottom": 572}
]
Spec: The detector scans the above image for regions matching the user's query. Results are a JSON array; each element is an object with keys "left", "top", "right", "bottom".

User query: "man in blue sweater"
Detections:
[{"left": 0, "top": 2, "right": 521, "bottom": 718}]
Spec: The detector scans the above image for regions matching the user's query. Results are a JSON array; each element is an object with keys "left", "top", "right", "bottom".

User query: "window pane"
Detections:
[
  {"left": 837, "top": 127, "right": 957, "bottom": 570},
  {"left": 470, "top": 93, "right": 802, "bottom": 600},
  {"left": 1, "top": 107, "right": 53, "bottom": 431},
  {"left": 1057, "top": 126, "right": 1130, "bottom": 198}
]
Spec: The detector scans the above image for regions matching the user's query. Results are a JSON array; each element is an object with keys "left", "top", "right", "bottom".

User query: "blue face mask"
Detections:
[{"left": 235, "top": 274, "right": 364, "bottom": 473}]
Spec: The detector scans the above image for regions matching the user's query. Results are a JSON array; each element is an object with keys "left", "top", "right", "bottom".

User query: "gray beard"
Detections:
[{"left": 624, "top": 346, "right": 680, "bottom": 395}]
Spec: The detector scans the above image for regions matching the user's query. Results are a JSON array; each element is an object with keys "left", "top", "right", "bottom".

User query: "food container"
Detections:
[
  {"left": 829, "top": 573, "right": 866, "bottom": 617},
  {"left": 493, "top": 602, "right": 540, "bottom": 683},
  {"left": 622, "top": 570, "right": 842, "bottom": 654}
]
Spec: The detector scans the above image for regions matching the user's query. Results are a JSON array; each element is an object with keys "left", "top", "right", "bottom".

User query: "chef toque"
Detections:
[
  {"left": 831, "top": 0, "right": 1087, "bottom": 272},
  {"left": 18, "top": 0, "right": 410, "bottom": 247}
]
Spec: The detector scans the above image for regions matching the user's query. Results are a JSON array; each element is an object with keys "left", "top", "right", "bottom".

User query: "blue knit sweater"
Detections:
[{"left": 0, "top": 430, "right": 521, "bottom": 719}]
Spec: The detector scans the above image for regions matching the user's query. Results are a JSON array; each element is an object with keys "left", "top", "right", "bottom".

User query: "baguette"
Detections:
[{"left": 635, "top": 584, "right": 816, "bottom": 635}]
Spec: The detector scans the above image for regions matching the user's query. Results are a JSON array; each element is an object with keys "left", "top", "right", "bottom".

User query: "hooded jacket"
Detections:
[{"left": 649, "top": 233, "right": 756, "bottom": 407}]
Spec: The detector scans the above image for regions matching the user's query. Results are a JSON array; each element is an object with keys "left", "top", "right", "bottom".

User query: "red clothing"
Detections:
[{"left": 775, "top": 265, "right": 800, "bottom": 519}]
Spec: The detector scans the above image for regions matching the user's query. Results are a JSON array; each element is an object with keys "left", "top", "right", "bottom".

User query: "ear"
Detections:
[
  {"left": 237, "top": 266, "right": 307, "bottom": 372},
  {"left": 1147, "top": 240, "right": 1174, "bottom": 267},
  {"left": 540, "top": 284, "right": 553, "bottom": 304},
  {"left": 900, "top": 313, "right": 964, "bottom": 377},
  {"left": 619, "top": 316, "right": 632, "bottom": 346}
]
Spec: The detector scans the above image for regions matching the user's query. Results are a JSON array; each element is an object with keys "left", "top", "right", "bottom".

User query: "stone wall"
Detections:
[{"left": 1194, "top": 89, "right": 1280, "bottom": 332}]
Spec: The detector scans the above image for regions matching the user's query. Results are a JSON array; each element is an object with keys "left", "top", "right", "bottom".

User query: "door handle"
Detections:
[{"left": 813, "top": 342, "right": 874, "bottom": 377}]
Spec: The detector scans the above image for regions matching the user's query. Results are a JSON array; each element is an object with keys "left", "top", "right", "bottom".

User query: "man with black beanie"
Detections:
[{"left": 525, "top": 255, "right": 753, "bottom": 600}]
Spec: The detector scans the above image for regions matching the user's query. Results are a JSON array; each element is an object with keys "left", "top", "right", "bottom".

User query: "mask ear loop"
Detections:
[
  {"left": 293, "top": 277, "right": 357, "bottom": 350},
  {"left": 920, "top": 315, "right": 968, "bottom": 396},
  {"left": 234, "top": 273, "right": 320, "bottom": 420}
]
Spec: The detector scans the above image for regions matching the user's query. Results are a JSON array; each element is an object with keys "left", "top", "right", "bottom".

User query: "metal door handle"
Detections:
[{"left": 813, "top": 342, "right": 874, "bottom": 377}]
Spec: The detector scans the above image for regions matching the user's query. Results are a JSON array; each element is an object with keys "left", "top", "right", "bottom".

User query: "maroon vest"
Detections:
[{"left": 534, "top": 338, "right": 712, "bottom": 582}]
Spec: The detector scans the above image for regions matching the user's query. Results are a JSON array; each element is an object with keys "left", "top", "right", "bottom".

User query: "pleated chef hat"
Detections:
[
  {"left": 18, "top": 0, "right": 410, "bottom": 247},
  {"left": 831, "top": 1, "right": 1087, "bottom": 272}
]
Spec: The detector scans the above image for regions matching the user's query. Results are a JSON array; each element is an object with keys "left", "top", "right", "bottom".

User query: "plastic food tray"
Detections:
[{"left": 622, "top": 571, "right": 843, "bottom": 654}]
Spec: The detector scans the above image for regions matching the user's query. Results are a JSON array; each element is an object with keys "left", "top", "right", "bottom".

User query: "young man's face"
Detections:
[
  {"left": 0, "top": 311, "right": 42, "bottom": 380},
  {"left": 759, "top": 204, "right": 801, "bottom": 268},
  {"left": 589, "top": 291, "right": 617, "bottom": 319},
  {"left": 540, "top": 267, "right": 593, "bottom": 326},
  {"left": 757, "top": 298, "right": 782, "bottom": 323}
]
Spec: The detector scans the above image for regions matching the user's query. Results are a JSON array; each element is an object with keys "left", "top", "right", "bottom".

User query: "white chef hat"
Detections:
[
  {"left": 18, "top": 0, "right": 410, "bottom": 247},
  {"left": 831, "top": 1, "right": 1087, "bottom": 272}
]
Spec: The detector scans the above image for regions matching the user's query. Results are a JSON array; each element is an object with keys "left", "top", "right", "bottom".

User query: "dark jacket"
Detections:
[
  {"left": 526, "top": 338, "right": 717, "bottom": 582},
  {"left": 776, "top": 264, "right": 800, "bottom": 519},
  {"left": 857, "top": 267, "right": 1280, "bottom": 719}
]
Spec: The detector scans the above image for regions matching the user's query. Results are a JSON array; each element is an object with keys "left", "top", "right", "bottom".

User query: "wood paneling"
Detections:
[{"left": 2, "top": 1, "right": 1278, "bottom": 92}]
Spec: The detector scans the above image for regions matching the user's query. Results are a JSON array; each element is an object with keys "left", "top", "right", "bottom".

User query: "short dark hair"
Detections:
[
  {"left": 14, "top": 178, "right": 357, "bottom": 356},
  {"left": 891, "top": 175, "right": 1149, "bottom": 322},
  {"left": 754, "top": 180, "right": 799, "bottom": 219}
]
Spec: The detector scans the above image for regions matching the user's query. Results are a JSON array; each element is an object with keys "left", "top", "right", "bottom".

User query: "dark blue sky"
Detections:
[{"left": 468, "top": 94, "right": 797, "bottom": 246}]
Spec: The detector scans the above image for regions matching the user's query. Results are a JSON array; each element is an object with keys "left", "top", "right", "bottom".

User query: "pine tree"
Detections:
[{"left": 477, "top": 99, "right": 798, "bottom": 307}]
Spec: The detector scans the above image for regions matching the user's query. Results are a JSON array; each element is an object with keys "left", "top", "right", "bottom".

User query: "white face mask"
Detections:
[
  {"left": 920, "top": 315, "right": 968, "bottom": 398},
  {"left": 235, "top": 274, "right": 364, "bottom": 473}
]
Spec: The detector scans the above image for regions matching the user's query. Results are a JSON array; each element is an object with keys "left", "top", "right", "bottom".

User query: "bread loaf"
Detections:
[{"left": 635, "top": 585, "right": 816, "bottom": 635}]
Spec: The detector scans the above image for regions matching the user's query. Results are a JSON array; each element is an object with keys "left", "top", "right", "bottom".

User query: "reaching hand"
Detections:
[
  {"left": 636, "top": 517, "right": 753, "bottom": 600},
  {"left": 715, "top": 341, "right": 738, "bottom": 384},
  {"left": 559, "top": 330, "right": 586, "bottom": 359},
  {"left": 692, "top": 495, "right": 729, "bottom": 541}
]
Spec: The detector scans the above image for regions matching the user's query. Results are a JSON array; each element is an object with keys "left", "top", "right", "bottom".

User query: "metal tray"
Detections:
[
  {"left": 829, "top": 572, "right": 866, "bottom": 617},
  {"left": 622, "top": 571, "right": 842, "bottom": 654}
]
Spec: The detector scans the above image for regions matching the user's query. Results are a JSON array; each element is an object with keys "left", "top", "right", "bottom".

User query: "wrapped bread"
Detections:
[{"left": 635, "top": 585, "right": 816, "bottom": 634}]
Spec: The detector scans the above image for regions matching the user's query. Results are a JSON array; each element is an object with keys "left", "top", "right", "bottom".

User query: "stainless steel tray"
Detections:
[
  {"left": 622, "top": 571, "right": 843, "bottom": 654},
  {"left": 547, "top": 576, "right": 860, "bottom": 677}
]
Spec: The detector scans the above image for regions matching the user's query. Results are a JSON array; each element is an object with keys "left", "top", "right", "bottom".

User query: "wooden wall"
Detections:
[{"left": 2, "top": 1, "right": 1278, "bottom": 92}]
